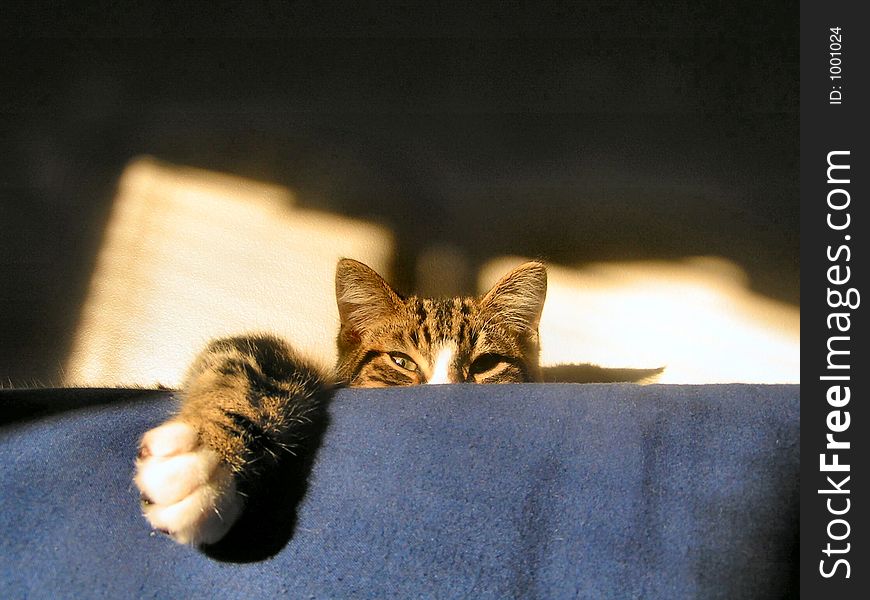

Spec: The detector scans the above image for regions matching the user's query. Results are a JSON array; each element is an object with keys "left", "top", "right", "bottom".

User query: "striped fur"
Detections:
[
  {"left": 177, "top": 258, "right": 545, "bottom": 463},
  {"left": 335, "top": 259, "right": 547, "bottom": 386},
  {"left": 135, "top": 259, "right": 546, "bottom": 545}
]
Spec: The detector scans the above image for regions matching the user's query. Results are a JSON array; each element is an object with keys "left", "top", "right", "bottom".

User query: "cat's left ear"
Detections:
[
  {"left": 480, "top": 261, "right": 547, "bottom": 332},
  {"left": 335, "top": 259, "right": 403, "bottom": 337}
]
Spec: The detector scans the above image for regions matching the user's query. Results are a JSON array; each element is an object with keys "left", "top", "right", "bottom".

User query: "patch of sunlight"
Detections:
[
  {"left": 65, "top": 156, "right": 393, "bottom": 387},
  {"left": 480, "top": 257, "right": 799, "bottom": 384}
]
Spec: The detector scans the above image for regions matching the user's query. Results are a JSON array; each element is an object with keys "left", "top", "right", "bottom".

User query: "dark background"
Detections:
[{"left": 0, "top": 2, "right": 798, "bottom": 385}]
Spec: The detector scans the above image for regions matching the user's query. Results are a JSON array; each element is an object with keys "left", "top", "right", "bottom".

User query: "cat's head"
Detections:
[{"left": 334, "top": 259, "right": 547, "bottom": 386}]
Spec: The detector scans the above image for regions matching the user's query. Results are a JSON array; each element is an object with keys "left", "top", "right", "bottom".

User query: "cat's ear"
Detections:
[
  {"left": 480, "top": 261, "right": 547, "bottom": 332},
  {"left": 335, "top": 259, "right": 403, "bottom": 336}
]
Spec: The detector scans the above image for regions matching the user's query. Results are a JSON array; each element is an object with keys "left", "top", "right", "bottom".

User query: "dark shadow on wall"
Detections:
[
  {"left": 0, "top": 387, "right": 171, "bottom": 427},
  {"left": 1, "top": 4, "right": 798, "bottom": 385}
]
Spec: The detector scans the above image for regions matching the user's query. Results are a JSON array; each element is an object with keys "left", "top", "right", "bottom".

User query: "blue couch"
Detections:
[{"left": 1, "top": 384, "right": 798, "bottom": 598}]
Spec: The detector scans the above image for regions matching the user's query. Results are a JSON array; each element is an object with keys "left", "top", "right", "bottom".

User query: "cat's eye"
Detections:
[
  {"left": 468, "top": 353, "right": 507, "bottom": 376},
  {"left": 388, "top": 353, "right": 418, "bottom": 372}
]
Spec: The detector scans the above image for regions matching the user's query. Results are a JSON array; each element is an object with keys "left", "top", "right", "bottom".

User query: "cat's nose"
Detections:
[
  {"left": 423, "top": 370, "right": 465, "bottom": 384},
  {"left": 425, "top": 345, "right": 458, "bottom": 384}
]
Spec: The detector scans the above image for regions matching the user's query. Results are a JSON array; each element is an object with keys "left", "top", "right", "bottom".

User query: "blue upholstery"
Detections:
[{"left": 1, "top": 384, "right": 798, "bottom": 598}]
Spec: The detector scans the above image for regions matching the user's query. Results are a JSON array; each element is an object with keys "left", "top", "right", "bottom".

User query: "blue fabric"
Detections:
[{"left": 0, "top": 384, "right": 799, "bottom": 599}]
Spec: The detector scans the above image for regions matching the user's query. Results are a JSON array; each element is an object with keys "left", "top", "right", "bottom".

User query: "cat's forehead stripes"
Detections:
[
  {"left": 335, "top": 259, "right": 545, "bottom": 386},
  {"left": 411, "top": 297, "right": 476, "bottom": 345}
]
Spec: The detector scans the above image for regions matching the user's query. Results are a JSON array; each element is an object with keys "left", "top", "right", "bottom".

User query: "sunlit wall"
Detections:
[
  {"left": 66, "top": 159, "right": 798, "bottom": 387},
  {"left": 481, "top": 258, "right": 799, "bottom": 384},
  {"left": 64, "top": 157, "right": 393, "bottom": 387}
]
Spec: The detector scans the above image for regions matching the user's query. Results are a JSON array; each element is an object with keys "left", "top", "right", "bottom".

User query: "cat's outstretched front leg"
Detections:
[{"left": 134, "top": 334, "right": 331, "bottom": 545}]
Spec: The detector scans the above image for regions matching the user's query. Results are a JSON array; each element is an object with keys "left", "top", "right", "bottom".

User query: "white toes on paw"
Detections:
[{"left": 135, "top": 421, "right": 243, "bottom": 545}]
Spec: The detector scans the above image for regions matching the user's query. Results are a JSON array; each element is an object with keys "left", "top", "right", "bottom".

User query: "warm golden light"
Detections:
[
  {"left": 65, "top": 157, "right": 394, "bottom": 387},
  {"left": 481, "top": 257, "right": 799, "bottom": 384},
  {"left": 67, "top": 157, "right": 798, "bottom": 387}
]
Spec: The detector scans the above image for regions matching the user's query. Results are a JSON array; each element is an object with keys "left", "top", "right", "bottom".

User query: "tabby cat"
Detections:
[{"left": 134, "top": 258, "right": 547, "bottom": 545}]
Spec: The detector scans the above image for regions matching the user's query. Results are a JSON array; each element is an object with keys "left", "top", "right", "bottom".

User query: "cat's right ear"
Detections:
[
  {"left": 335, "top": 259, "right": 403, "bottom": 339},
  {"left": 479, "top": 261, "right": 547, "bottom": 333}
]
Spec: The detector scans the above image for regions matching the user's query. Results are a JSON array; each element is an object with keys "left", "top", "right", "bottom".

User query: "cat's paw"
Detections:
[{"left": 134, "top": 421, "right": 243, "bottom": 545}]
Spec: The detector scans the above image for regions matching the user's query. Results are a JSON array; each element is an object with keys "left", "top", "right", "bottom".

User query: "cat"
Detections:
[{"left": 134, "top": 258, "right": 547, "bottom": 545}]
